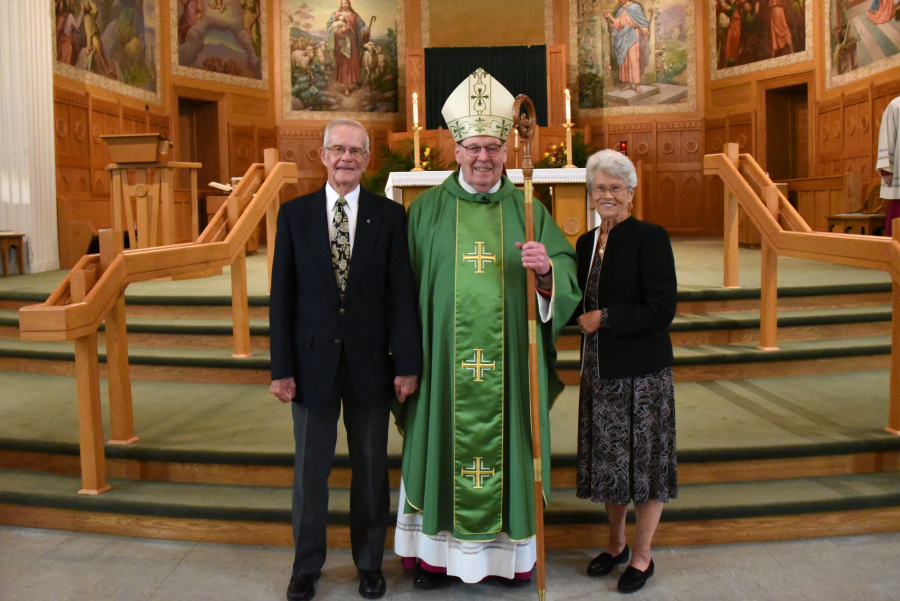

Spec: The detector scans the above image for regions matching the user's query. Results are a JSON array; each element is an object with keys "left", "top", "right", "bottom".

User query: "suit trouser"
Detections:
[{"left": 291, "top": 347, "right": 391, "bottom": 576}]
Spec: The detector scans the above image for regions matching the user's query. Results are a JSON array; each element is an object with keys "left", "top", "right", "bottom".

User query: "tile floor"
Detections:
[{"left": 1, "top": 526, "right": 899, "bottom": 600}]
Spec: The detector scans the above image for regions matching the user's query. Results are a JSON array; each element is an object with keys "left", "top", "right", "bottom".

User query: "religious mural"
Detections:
[
  {"left": 53, "top": 0, "right": 159, "bottom": 101},
  {"left": 283, "top": 0, "right": 401, "bottom": 118},
  {"left": 171, "top": 0, "right": 266, "bottom": 87},
  {"left": 826, "top": 0, "right": 900, "bottom": 89},
  {"left": 574, "top": 0, "right": 696, "bottom": 115},
  {"left": 709, "top": 0, "right": 811, "bottom": 80}
]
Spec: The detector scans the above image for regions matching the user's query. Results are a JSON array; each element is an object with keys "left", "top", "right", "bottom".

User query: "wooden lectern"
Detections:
[{"left": 101, "top": 133, "right": 202, "bottom": 249}]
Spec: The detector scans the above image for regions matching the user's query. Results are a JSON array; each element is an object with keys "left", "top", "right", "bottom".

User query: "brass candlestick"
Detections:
[
  {"left": 563, "top": 121, "right": 576, "bottom": 169},
  {"left": 411, "top": 125, "right": 424, "bottom": 172}
]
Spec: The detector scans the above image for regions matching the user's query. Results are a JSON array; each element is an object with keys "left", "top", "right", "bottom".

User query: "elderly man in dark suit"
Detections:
[{"left": 269, "top": 118, "right": 421, "bottom": 601}]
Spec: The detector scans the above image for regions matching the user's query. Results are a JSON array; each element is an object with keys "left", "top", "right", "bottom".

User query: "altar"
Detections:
[{"left": 385, "top": 168, "right": 591, "bottom": 247}]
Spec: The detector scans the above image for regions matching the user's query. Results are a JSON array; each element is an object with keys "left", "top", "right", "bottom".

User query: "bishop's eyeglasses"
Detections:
[
  {"left": 324, "top": 146, "right": 367, "bottom": 158},
  {"left": 460, "top": 143, "right": 503, "bottom": 157}
]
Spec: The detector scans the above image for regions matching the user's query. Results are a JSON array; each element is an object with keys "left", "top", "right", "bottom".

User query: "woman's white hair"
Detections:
[
  {"left": 323, "top": 118, "right": 370, "bottom": 152},
  {"left": 585, "top": 149, "right": 638, "bottom": 190}
]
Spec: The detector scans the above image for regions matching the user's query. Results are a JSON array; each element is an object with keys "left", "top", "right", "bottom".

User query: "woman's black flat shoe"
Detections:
[
  {"left": 617, "top": 559, "right": 654, "bottom": 593},
  {"left": 587, "top": 544, "right": 630, "bottom": 577}
]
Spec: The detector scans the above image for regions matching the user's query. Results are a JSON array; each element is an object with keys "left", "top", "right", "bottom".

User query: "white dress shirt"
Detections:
[{"left": 325, "top": 183, "right": 360, "bottom": 250}]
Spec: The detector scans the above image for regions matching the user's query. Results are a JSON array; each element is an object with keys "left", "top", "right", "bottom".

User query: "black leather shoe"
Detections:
[
  {"left": 412, "top": 563, "right": 446, "bottom": 589},
  {"left": 587, "top": 544, "right": 630, "bottom": 577},
  {"left": 287, "top": 571, "right": 320, "bottom": 601},
  {"left": 358, "top": 568, "right": 386, "bottom": 599},
  {"left": 617, "top": 559, "right": 654, "bottom": 593}
]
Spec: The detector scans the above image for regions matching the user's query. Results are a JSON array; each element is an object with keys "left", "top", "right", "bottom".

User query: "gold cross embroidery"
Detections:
[
  {"left": 461, "top": 457, "right": 495, "bottom": 489},
  {"left": 461, "top": 349, "right": 495, "bottom": 382},
  {"left": 463, "top": 242, "right": 495, "bottom": 273}
]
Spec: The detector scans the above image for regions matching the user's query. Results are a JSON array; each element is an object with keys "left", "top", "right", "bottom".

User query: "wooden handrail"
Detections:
[
  {"left": 17, "top": 151, "right": 298, "bottom": 493},
  {"left": 705, "top": 143, "right": 900, "bottom": 436}
]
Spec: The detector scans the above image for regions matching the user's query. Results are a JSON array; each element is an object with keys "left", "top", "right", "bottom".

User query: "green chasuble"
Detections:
[{"left": 399, "top": 172, "right": 580, "bottom": 542}]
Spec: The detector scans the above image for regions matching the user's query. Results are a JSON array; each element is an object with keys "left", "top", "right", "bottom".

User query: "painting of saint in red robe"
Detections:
[{"left": 326, "top": 0, "right": 370, "bottom": 95}]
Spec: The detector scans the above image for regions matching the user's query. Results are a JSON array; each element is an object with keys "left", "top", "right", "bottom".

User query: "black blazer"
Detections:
[
  {"left": 269, "top": 186, "right": 422, "bottom": 407},
  {"left": 574, "top": 217, "right": 677, "bottom": 379}
]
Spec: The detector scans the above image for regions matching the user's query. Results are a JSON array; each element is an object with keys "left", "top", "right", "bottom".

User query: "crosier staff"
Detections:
[{"left": 513, "top": 94, "right": 546, "bottom": 601}]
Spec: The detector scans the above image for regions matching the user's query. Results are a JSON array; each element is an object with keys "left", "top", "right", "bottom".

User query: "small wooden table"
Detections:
[
  {"left": 0, "top": 233, "right": 25, "bottom": 276},
  {"left": 827, "top": 213, "right": 886, "bottom": 236}
]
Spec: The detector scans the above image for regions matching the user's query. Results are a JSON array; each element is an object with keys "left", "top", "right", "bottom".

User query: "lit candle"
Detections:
[
  {"left": 514, "top": 128, "right": 519, "bottom": 150},
  {"left": 564, "top": 88, "right": 571, "bottom": 124},
  {"left": 413, "top": 93, "right": 419, "bottom": 128}
]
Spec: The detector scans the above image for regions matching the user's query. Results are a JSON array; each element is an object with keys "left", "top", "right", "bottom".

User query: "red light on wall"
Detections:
[{"left": 619, "top": 141, "right": 627, "bottom": 155}]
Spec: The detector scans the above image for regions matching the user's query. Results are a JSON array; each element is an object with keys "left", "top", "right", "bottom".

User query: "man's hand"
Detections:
[
  {"left": 394, "top": 375, "right": 419, "bottom": 404},
  {"left": 515, "top": 241, "right": 551, "bottom": 276},
  {"left": 270, "top": 377, "right": 296, "bottom": 403}
]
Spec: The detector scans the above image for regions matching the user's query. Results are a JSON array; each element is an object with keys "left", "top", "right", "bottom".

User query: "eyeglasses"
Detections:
[
  {"left": 591, "top": 185, "right": 630, "bottom": 196},
  {"left": 324, "top": 146, "right": 367, "bottom": 158},
  {"left": 460, "top": 143, "right": 502, "bottom": 157}
]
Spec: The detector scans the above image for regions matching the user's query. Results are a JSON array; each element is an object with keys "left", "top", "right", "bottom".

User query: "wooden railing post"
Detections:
[
  {"left": 227, "top": 192, "right": 252, "bottom": 358},
  {"left": 264, "top": 149, "right": 279, "bottom": 293},
  {"left": 759, "top": 187, "right": 779, "bottom": 350},
  {"left": 99, "top": 229, "right": 138, "bottom": 445},
  {"left": 71, "top": 268, "right": 111, "bottom": 494},
  {"left": 231, "top": 250, "right": 252, "bottom": 358},
  {"left": 723, "top": 143, "right": 740, "bottom": 288},
  {"left": 888, "top": 218, "right": 900, "bottom": 435}
]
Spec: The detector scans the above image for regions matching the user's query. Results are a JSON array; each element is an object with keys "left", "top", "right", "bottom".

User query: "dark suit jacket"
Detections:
[
  {"left": 574, "top": 216, "right": 677, "bottom": 379},
  {"left": 269, "top": 186, "right": 422, "bottom": 407}
]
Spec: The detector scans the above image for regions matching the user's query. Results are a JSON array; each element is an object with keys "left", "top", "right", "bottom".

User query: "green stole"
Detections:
[{"left": 453, "top": 196, "right": 504, "bottom": 535}]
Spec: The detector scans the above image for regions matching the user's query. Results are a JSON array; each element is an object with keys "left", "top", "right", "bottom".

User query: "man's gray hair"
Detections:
[
  {"left": 323, "top": 119, "right": 370, "bottom": 152},
  {"left": 585, "top": 149, "right": 638, "bottom": 190}
]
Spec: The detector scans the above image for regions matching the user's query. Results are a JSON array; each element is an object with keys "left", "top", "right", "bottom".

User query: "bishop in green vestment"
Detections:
[{"left": 394, "top": 68, "right": 580, "bottom": 586}]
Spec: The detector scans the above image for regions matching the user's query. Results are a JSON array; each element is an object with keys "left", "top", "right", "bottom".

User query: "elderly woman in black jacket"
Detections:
[{"left": 574, "top": 149, "right": 677, "bottom": 594}]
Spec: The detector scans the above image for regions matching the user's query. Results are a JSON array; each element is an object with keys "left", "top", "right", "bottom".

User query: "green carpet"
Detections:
[{"left": 0, "top": 370, "right": 897, "bottom": 465}]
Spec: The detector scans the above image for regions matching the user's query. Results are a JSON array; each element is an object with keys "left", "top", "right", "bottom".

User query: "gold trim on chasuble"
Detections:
[{"left": 453, "top": 197, "right": 505, "bottom": 536}]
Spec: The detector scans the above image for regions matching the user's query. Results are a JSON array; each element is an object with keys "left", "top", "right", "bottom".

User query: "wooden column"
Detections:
[
  {"left": 633, "top": 160, "right": 644, "bottom": 220},
  {"left": 134, "top": 170, "right": 150, "bottom": 249},
  {"left": 759, "top": 187, "right": 779, "bottom": 351},
  {"left": 190, "top": 169, "right": 199, "bottom": 240},
  {"left": 71, "top": 268, "right": 110, "bottom": 494},
  {"left": 888, "top": 218, "right": 900, "bottom": 435},
  {"left": 159, "top": 167, "right": 175, "bottom": 246},
  {"left": 99, "top": 230, "right": 137, "bottom": 445},
  {"left": 723, "top": 143, "right": 740, "bottom": 288}
]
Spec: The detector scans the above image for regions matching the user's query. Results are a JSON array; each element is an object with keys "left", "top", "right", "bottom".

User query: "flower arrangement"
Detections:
[
  {"left": 533, "top": 132, "right": 599, "bottom": 169},
  {"left": 535, "top": 142, "right": 567, "bottom": 168}
]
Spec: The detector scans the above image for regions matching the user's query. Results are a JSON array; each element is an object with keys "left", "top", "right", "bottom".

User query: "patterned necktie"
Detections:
[{"left": 331, "top": 197, "right": 351, "bottom": 294}]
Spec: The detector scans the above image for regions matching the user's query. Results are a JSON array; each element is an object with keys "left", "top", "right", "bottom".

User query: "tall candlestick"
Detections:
[
  {"left": 564, "top": 89, "right": 571, "bottom": 124},
  {"left": 514, "top": 128, "right": 519, "bottom": 150},
  {"left": 412, "top": 93, "right": 419, "bottom": 128}
]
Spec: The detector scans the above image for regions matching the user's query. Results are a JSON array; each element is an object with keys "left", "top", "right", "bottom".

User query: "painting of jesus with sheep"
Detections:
[{"left": 286, "top": 0, "right": 400, "bottom": 114}]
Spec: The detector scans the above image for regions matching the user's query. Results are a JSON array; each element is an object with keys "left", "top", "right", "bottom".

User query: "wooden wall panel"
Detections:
[
  {"left": 230, "top": 124, "right": 256, "bottom": 179},
  {"left": 278, "top": 126, "right": 327, "bottom": 201},
  {"left": 547, "top": 45, "right": 567, "bottom": 127}
]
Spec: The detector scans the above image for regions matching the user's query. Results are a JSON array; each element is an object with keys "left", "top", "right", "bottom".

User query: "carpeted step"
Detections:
[
  {"left": 1, "top": 370, "right": 898, "bottom": 488},
  {"left": 557, "top": 304, "right": 893, "bottom": 350},
  {"left": 0, "top": 333, "right": 892, "bottom": 384},
  {"left": 1, "top": 468, "right": 899, "bottom": 548},
  {"left": 555, "top": 335, "right": 892, "bottom": 383}
]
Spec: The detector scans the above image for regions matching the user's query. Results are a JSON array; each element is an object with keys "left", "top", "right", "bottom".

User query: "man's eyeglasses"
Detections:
[
  {"left": 592, "top": 185, "right": 630, "bottom": 196},
  {"left": 460, "top": 143, "right": 503, "bottom": 157},
  {"left": 324, "top": 146, "right": 367, "bottom": 158}
]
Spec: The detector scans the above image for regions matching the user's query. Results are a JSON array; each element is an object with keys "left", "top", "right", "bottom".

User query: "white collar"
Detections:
[
  {"left": 325, "top": 182, "right": 360, "bottom": 212},
  {"left": 458, "top": 173, "right": 502, "bottom": 195}
]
